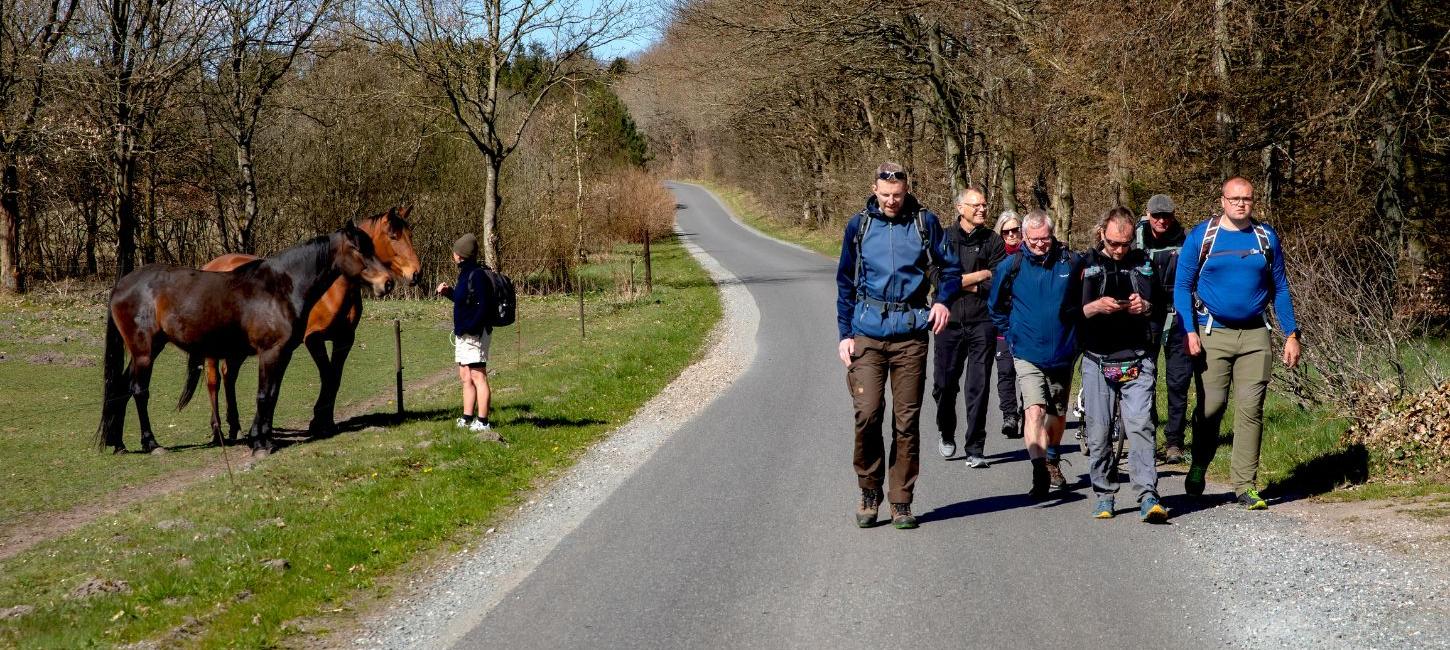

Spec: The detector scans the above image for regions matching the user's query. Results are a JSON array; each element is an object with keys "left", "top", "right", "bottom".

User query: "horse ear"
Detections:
[{"left": 398, "top": 205, "right": 412, "bottom": 219}]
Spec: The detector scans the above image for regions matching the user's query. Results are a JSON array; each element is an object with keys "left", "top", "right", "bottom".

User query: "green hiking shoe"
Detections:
[
  {"left": 1238, "top": 489, "right": 1268, "bottom": 510},
  {"left": 890, "top": 503, "right": 918, "bottom": 529},
  {"left": 1185, "top": 464, "right": 1208, "bottom": 497},
  {"left": 1092, "top": 497, "right": 1115, "bottom": 519}
]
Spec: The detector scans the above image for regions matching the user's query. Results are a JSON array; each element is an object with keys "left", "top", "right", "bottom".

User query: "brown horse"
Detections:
[
  {"left": 198, "top": 207, "right": 422, "bottom": 442},
  {"left": 98, "top": 225, "right": 394, "bottom": 454}
]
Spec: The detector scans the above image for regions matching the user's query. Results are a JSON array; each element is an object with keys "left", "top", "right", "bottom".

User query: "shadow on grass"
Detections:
[{"left": 1266, "top": 443, "right": 1370, "bottom": 503}]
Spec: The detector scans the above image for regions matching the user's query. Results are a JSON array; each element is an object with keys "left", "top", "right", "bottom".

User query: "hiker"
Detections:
[
  {"left": 1075, "top": 208, "right": 1168, "bottom": 522},
  {"left": 1174, "top": 177, "right": 1302, "bottom": 510},
  {"left": 987, "top": 208, "right": 1081, "bottom": 499},
  {"left": 933, "top": 188, "right": 1007, "bottom": 468},
  {"left": 993, "top": 211, "right": 1024, "bottom": 439},
  {"left": 837, "top": 162, "right": 963, "bottom": 529},
  {"left": 1136, "top": 194, "right": 1192, "bottom": 464},
  {"left": 436, "top": 233, "right": 495, "bottom": 434}
]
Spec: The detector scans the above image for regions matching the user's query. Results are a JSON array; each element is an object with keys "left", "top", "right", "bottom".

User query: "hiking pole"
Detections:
[{"left": 394, "top": 319, "right": 404, "bottom": 416}]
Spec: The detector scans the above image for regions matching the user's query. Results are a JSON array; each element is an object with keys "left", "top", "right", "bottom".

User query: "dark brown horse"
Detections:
[
  {"left": 197, "top": 207, "right": 422, "bottom": 442},
  {"left": 98, "top": 225, "right": 394, "bottom": 454}
]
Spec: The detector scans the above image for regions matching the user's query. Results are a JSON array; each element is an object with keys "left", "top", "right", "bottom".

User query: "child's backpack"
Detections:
[{"left": 477, "top": 265, "right": 516, "bottom": 328}]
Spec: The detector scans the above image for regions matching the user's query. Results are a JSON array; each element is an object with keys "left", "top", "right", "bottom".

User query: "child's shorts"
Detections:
[{"left": 453, "top": 331, "right": 491, "bottom": 366}]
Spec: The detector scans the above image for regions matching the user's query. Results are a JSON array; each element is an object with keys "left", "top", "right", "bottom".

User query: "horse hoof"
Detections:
[
  {"left": 149, "top": 447, "right": 168, "bottom": 455},
  {"left": 111, "top": 446, "right": 128, "bottom": 455},
  {"left": 250, "top": 446, "right": 271, "bottom": 459}
]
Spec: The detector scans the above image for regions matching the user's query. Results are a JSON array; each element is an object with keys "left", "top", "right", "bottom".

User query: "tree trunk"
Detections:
[
  {"left": 0, "top": 160, "right": 20, "bottom": 293},
  {"left": 236, "top": 137, "right": 260, "bottom": 254},
  {"left": 1374, "top": 0, "right": 1423, "bottom": 282},
  {"left": 482, "top": 156, "right": 502, "bottom": 270},
  {"left": 917, "top": 19, "right": 968, "bottom": 196},
  {"left": 998, "top": 147, "right": 1018, "bottom": 215},
  {"left": 1054, "top": 165, "right": 1074, "bottom": 248},
  {"left": 1214, "top": 0, "right": 1238, "bottom": 179}
]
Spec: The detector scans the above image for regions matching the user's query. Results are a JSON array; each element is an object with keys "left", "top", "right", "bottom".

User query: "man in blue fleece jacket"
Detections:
[
  {"left": 988, "top": 208, "right": 1082, "bottom": 499},
  {"left": 837, "top": 162, "right": 962, "bottom": 529},
  {"left": 1173, "top": 177, "right": 1302, "bottom": 510}
]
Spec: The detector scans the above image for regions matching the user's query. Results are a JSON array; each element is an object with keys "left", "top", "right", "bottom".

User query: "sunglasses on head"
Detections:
[{"left": 876, "top": 170, "right": 908, "bottom": 181}]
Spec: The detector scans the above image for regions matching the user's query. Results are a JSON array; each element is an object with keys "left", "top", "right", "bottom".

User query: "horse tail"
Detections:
[
  {"left": 97, "top": 310, "right": 128, "bottom": 451},
  {"left": 177, "top": 353, "right": 204, "bottom": 411}
]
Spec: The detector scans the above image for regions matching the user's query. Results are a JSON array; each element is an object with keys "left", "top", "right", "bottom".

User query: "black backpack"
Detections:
[{"left": 471, "top": 265, "right": 516, "bottom": 328}]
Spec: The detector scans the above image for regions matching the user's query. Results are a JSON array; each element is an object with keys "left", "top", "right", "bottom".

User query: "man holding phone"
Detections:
[{"left": 1072, "top": 208, "right": 1166, "bottom": 522}]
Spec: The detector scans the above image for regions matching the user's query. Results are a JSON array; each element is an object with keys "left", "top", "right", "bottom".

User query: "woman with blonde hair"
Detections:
[{"left": 993, "top": 211, "right": 1024, "bottom": 438}]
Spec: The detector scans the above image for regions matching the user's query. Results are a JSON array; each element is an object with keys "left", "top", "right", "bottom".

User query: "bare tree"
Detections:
[
  {"left": 371, "top": 0, "right": 638, "bottom": 269},
  {"left": 0, "top": 0, "right": 76, "bottom": 293},
  {"left": 201, "top": 0, "right": 333, "bottom": 253}
]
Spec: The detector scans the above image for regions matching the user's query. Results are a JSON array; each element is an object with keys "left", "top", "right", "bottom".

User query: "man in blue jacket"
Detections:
[
  {"left": 837, "top": 162, "right": 962, "bottom": 529},
  {"left": 988, "top": 208, "right": 1081, "bottom": 499},
  {"left": 1174, "top": 177, "right": 1302, "bottom": 510}
]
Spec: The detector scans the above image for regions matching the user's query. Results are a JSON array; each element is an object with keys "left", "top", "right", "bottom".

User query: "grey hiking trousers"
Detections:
[{"left": 1081, "top": 354, "right": 1158, "bottom": 502}]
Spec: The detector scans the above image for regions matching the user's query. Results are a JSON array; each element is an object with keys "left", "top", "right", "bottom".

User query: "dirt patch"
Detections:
[
  {"left": 1277, "top": 496, "right": 1450, "bottom": 574},
  {"left": 0, "top": 366, "right": 459, "bottom": 563},
  {"left": 0, "top": 605, "right": 33, "bottom": 619},
  {"left": 22, "top": 351, "right": 96, "bottom": 367},
  {"left": 68, "top": 578, "right": 130, "bottom": 599}
]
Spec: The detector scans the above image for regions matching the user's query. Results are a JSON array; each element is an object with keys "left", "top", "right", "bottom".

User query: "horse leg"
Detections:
[
  {"left": 132, "top": 341, "right": 165, "bottom": 453},
  {"left": 249, "top": 347, "right": 293, "bottom": 454},
  {"left": 223, "top": 356, "right": 244, "bottom": 444},
  {"left": 205, "top": 358, "right": 223, "bottom": 446},
  {"left": 309, "top": 332, "right": 351, "bottom": 437}
]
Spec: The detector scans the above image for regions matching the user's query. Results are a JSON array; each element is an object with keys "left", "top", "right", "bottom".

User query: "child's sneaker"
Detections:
[
  {"left": 469, "top": 420, "right": 492, "bottom": 433},
  {"left": 455, "top": 417, "right": 471, "bottom": 429}
]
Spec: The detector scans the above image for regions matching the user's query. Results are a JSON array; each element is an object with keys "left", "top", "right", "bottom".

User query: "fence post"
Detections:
[{"left": 394, "top": 319, "right": 404, "bottom": 415}]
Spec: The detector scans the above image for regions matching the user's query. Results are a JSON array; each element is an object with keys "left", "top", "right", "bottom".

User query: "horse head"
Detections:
[
  {"left": 359, "top": 206, "right": 423, "bottom": 287},
  {"left": 336, "top": 225, "right": 394, "bottom": 297}
]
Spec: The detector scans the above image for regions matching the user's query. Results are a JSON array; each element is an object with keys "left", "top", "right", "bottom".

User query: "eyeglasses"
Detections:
[
  {"left": 1025, "top": 236, "right": 1052, "bottom": 245},
  {"left": 1001, "top": 227, "right": 1021, "bottom": 236},
  {"left": 1222, "top": 196, "right": 1255, "bottom": 205},
  {"left": 876, "top": 170, "right": 908, "bottom": 181},
  {"left": 1103, "top": 239, "right": 1132, "bottom": 250},
  {"left": 960, "top": 202, "right": 987, "bottom": 209},
  {"left": 1148, "top": 212, "right": 1175, "bottom": 220}
]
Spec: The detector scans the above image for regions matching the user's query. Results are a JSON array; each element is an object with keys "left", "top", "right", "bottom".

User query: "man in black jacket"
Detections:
[
  {"left": 1136, "top": 194, "right": 1191, "bottom": 463},
  {"left": 1075, "top": 208, "right": 1167, "bottom": 522},
  {"left": 933, "top": 187, "right": 1007, "bottom": 468}
]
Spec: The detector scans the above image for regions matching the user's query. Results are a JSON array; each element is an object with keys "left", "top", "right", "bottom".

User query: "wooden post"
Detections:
[{"left": 393, "top": 319, "right": 404, "bottom": 415}]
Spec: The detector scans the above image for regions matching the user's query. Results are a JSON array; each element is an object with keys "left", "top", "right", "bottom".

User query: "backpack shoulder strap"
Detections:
[
  {"left": 995, "top": 251, "right": 1025, "bottom": 313},
  {"left": 1198, "top": 216, "right": 1221, "bottom": 268},
  {"left": 853, "top": 212, "right": 873, "bottom": 289},
  {"left": 1252, "top": 220, "right": 1274, "bottom": 269},
  {"left": 915, "top": 209, "right": 934, "bottom": 269}
]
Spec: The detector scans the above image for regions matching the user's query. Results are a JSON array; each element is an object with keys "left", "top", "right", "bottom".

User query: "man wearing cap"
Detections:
[
  {"left": 1136, "top": 193, "right": 1191, "bottom": 463},
  {"left": 837, "top": 162, "right": 963, "bottom": 529},
  {"left": 436, "top": 233, "right": 494, "bottom": 434}
]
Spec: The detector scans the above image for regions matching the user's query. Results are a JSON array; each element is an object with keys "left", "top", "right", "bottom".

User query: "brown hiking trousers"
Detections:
[{"left": 847, "top": 333, "right": 928, "bottom": 504}]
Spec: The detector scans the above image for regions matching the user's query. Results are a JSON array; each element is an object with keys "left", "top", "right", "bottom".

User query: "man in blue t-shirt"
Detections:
[{"left": 1173, "top": 177, "right": 1303, "bottom": 510}]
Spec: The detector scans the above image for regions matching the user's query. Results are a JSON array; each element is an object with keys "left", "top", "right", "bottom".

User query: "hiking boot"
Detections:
[
  {"left": 890, "top": 503, "right": 918, "bottom": 529},
  {"left": 1140, "top": 495, "right": 1169, "bottom": 523},
  {"left": 1029, "top": 459, "right": 1050, "bottom": 500},
  {"left": 1093, "top": 497, "right": 1115, "bottom": 519},
  {"left": 1162, "top": 444, "right": 1185, "bottom": 464},
  {"left": 1185, "top": 464, "right": 1208, "bottom": 497},
  {"left": 1237, "top": 489, "right": 1268, "bottom": 511},
  {"left": 455, "top": 417, "right": 471, "bottom": 429},
  {"left": 856, "top": 488, "right": 882, "bottom": 528},
  {"left": 965, "top": 455, "right": 990, "bottom": 468},
  {"left": 1046, "top": 458, "right": 1069, "bottom": 490},
  {"left": 1002, "top": 416, "right": 1022, "bottom": 439},
  {"left": 938, "top": 435, "right": 956, "bottom": 459}
]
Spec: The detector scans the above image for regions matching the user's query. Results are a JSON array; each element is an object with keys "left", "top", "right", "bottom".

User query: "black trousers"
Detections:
[
  {"left": 932, "top": 320, "right": 995, "bottom": 457},
  {"left": 995, "top": 336, "right": 1019, "bottom": 425},
  {"left": 1153, "top": 319, "right": 1195, "bottom": 448}
]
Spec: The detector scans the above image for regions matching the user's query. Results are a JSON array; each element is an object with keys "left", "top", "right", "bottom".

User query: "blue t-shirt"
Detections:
[{"left": 1172, "top": 219, "right": 1298, "bottom": 335}]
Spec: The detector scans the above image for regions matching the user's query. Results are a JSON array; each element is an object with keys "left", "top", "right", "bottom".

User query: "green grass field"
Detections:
[{"left": 0, "top": 236, "right": 720, "bottom": 647}]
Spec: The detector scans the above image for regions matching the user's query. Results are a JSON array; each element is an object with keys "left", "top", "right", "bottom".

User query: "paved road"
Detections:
[{"left": 455, "top": 182, "right": 1228, "bottom": 648}]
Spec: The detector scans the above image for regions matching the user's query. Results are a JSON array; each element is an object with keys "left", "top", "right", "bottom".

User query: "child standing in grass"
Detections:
[{"left": 436, "top": 233, "right": 493, "bottom": 433}]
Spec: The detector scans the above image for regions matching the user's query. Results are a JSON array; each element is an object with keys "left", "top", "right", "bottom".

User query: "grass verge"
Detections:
[{"left": 0, "top": 235, "right": 720, "bottom": 647}]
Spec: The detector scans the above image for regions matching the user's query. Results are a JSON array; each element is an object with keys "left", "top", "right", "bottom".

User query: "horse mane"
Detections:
[{"left": 354, "top": 207, "right": 411, "bottom": 233}]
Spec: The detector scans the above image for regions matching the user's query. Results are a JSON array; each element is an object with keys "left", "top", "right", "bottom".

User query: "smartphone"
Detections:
[{"left": 1115, "top": 299, "right": 1130, "bottom": 306}]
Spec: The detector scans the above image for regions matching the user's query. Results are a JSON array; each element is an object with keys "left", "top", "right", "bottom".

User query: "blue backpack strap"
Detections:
[{"left": 1251, "top": 219, "right": 1274, "bottom": 269}]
